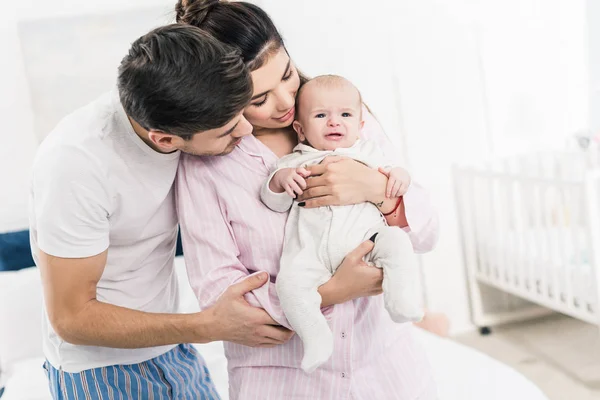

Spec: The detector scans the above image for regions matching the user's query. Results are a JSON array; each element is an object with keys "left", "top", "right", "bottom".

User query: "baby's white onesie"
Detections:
[{"left": 260, "top": 139, "right": 423, "bottom": 373}]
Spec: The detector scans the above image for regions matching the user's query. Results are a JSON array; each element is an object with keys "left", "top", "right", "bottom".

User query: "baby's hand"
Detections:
[
  {"left": 378, "top": 167, "right": 411, "bottom": 198},
  {"left": 271, "top": 167, "right": 311, "bottom": 198}
]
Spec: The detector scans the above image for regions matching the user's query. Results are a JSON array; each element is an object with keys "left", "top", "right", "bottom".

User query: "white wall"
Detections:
[
  {"left": 0, "top": 0, "right": 176, "bottom": 232},
  {"left": 260, "top": 0, "right": 588, "bottom": 333},
  {"left": 477, "top": 0, "right": 588, "bottom": 156},
  {"left": 588, "top": 0, "right": 600, "bottom": 134},
  {"left": 0, "top": 6, "right": 38, "bottom": 232},
  {"left": 1, "top": 0, "right": 590, "bottom": 333}
]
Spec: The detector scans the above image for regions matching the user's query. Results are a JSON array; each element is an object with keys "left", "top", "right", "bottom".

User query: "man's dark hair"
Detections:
[{"left": 118, "top": 24, "right": 252, "bottom": 138}]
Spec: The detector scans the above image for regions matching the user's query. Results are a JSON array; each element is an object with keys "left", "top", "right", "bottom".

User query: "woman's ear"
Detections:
[{"left": 293, "top": 120, "right": 306, "bottom": 142}]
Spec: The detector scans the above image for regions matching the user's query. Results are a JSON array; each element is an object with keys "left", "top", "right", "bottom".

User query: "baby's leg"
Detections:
[
  {"left": 368, "top": 226, "right": 424, "bottom": 323},
  {"left": 276, "top": 263, "right": 333, "bottom": 373}
]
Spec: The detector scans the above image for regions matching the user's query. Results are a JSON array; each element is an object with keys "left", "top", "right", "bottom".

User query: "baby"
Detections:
[{"left": 260, "top": 75, "right": 423, "bottom": 373}]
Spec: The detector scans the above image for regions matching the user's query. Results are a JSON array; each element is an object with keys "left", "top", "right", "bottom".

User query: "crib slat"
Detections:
[
  {"left": 584, "top": 172, "right": 600, "bottom": 318},
  {"left": 524, "top": 173, "right": 536, "bottom": 296},
  {"left": 482, "top": 170, "right": 493, "bottom": 278},
  {"left": 562, "top": 187, "right": 576, "bottom": 309}
]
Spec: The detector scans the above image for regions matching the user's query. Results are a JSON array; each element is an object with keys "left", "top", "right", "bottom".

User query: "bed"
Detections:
[{"left": 0, "top": 253, "right": 548, "bottom": 399}]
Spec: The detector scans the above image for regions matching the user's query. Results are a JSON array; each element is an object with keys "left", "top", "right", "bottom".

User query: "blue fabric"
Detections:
[
  {"left": 0, "top": 386, "right": 4, "bottom": 398},
  {"left": 0, "top": 229, "right": 183, "bottom": 272},
  {"left": 175, "top": 228, "right": 184, "bottom": 257},
  {"left": 0, "top": 230, "right": 35, "bottom": 272},
  {"left": 43, "top": 344, "right": 220, "bottom": 399}
]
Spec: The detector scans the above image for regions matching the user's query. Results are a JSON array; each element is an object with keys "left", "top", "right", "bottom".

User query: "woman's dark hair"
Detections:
[
  {"left": 176, "top": 0, "right": 307, "bottom": 85},
  {"left": 118, "top": 24, "right": 252, "bottom": 138}
]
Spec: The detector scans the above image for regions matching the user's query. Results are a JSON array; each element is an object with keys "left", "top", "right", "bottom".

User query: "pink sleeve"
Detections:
[
  {"left": 175, "top": 155, "right": 293, "bottom": 330},
  {"left": 360, "top": 105, "right": 440, "bottom": 253},
  {"left": 400, "top": 182, "right": 440, "bottom": 253}
]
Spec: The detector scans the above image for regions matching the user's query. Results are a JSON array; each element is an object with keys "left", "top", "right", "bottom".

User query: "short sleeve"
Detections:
[{"left": 31, "top": 149, "right": 111, "bottom": 258}]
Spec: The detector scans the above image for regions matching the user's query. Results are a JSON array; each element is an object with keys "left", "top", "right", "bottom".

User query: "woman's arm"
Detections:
[
  {"left": 177, "top": 155, "right": 294, "bottom": 329},
  {"left": 176, "top": 155, "right": 384, "bottom": 330}
]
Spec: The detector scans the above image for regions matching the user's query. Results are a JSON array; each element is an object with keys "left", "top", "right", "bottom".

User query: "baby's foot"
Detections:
[
  {"left": 382, "top": 250, "right": 423, "bottom": 323},
  {"left": 300, "top": 326, "right": 333, "bottom": 373}
]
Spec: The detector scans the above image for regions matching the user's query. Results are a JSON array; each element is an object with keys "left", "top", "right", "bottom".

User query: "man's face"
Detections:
[{"left": 177, "top": 112, "right": 253, "bottom": 156}]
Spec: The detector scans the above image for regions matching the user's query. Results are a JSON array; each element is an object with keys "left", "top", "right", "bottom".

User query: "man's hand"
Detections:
[
  {"left": 204, "top": 273, "right": 295, "bottom": 347},
  {"left": 269, "top": 167, "right": 311, "bottom": 197}
]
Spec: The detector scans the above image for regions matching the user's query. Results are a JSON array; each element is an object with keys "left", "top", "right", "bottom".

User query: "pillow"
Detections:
[
  {"left": 0, "top": 267, "right": 44, "bottom": 381},
  {"left": 1, "top": 357, "right": 50, "bottom": 400},
  {"left": 0, "top": 228, "right": 181, "bottom": 271},
  {"left": 0, "top": 230, "right": 35, "bottom": 272}
]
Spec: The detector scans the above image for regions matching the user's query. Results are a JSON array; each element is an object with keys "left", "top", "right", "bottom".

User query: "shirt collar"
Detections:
[
  {"left": 293, "top": 139, "right": 363, "bottom": 154},
  {"left": 236, "top": 134, "right": 279, "bottom": 169}
]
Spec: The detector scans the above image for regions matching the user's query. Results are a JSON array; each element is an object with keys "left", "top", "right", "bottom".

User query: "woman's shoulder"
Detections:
[
  {"left": 178, "top": 151, "right": 242, "bottom": 187},
  {"left": 180, "top": 150, "right": 239, "bottom": 169}
]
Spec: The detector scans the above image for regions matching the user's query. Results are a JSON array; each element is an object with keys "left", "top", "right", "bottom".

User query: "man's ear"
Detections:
[
  {"left": 148, "top": 130, "right": 183, "bottom": 152},
  {"left": 293, "top": 120, "right": 306, "bottom": 142}
]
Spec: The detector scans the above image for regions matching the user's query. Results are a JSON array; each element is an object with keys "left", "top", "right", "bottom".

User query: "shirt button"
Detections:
[
  {"left": 341, "top": 372, "right": 346, "bottom": 378},
  {"left": 341, "top": 332, "right": 346, "bottom": 339}
]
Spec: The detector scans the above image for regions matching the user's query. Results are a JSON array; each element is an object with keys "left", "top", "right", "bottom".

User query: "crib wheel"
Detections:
[{"left": 479, "top": 327, "right": 492, "bottom": 336}]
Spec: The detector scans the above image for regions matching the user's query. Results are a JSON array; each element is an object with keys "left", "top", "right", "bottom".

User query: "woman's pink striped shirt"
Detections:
[{"left": 176, "top": 113, "right": 440, "bottom": 399}]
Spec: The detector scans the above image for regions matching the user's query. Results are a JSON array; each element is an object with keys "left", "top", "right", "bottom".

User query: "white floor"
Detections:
[{"left": 454, "top": 315, "right": 600, "bottom": 400}]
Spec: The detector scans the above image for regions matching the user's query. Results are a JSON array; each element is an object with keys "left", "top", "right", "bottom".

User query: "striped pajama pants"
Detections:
[{"left": 44, "top": 344, "right": 220, "bottom": 399}]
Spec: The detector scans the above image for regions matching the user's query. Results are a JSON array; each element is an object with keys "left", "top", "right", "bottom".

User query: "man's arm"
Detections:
[{"left": 39, "top": 249, "right": 292, "bottom": 348}]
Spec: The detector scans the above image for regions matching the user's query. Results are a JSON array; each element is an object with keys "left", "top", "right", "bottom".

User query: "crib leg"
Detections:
[{"left": 479, "top": 326, "right": 492, "bottom": 336}]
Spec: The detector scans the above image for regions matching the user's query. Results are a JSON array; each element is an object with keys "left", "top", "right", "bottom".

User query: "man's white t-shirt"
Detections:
[{"left": 29, "top": 91, "right": 181, "bottom": 372}]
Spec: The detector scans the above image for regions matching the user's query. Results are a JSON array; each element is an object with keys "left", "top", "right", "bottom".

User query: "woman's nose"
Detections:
[{"left": 275, "top": 88, "right": 295, "bottom": 111}]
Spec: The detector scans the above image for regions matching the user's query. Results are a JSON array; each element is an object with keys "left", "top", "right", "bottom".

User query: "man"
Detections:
[{"left": 30, "top": 24, "right": 292, "bottom": 398}]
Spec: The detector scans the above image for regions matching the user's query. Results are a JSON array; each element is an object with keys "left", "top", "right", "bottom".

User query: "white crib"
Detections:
[{"left": 453, "top": 151, "right": 600, "bottom": 333}]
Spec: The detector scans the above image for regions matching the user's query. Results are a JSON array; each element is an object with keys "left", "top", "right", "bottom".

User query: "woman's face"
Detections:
[{"left": 244, "top": 47, "right": 301, "bottom": 130}]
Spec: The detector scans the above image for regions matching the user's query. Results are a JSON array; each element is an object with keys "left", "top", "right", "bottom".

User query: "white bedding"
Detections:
[{"left": 0, "top": 260, "right": 548, "bottom": 400}]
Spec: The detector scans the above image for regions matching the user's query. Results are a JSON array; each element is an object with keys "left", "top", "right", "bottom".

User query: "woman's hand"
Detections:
[
  {"left": 298, "top": 156, "right": 397, "bottom": 214},
  {"left": 318, "top": 240, "right": 383, "bottom": 307}
]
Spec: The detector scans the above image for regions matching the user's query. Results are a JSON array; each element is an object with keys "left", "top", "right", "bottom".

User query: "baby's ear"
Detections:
[
  {"left": 293, "top": 120, "right": 305, "bottom": 142},
  {"left": 359, "top": 119, "right": 365, "bottom": 130}
]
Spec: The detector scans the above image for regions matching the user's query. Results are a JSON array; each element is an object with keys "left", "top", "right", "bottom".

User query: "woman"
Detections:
[{"left": 175, "top": 1, "right": 440, "bottom": 399}]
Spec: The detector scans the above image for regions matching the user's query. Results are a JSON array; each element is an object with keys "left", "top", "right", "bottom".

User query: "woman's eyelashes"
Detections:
[
  {"left": 251, "top": 69, "right": 296, "bottom": 108},
  {"left": 282, "top": 67, "right": 295, "bottom": 82},
  {"left": 252, "top": 95, "right": 268, "bottom": 107}
]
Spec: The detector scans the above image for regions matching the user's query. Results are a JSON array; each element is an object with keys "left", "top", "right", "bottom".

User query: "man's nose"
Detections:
[{"left": 233, "top": 116, "right": 253, "bottom": 138}]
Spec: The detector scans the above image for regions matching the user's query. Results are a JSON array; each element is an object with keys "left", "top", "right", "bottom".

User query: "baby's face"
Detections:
[{"left": 294, "top": 84, "right": 363, "bottom": 151}]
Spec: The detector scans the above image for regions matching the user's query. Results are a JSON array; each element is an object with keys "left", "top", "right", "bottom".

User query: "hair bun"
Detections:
[{"left": 176, "top": 0, "right": 221, "bottom": 25}]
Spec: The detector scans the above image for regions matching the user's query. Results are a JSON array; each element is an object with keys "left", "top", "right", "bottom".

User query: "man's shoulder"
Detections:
[{"left": 33, "top": 93, "right": 117, "bottom": 183}]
